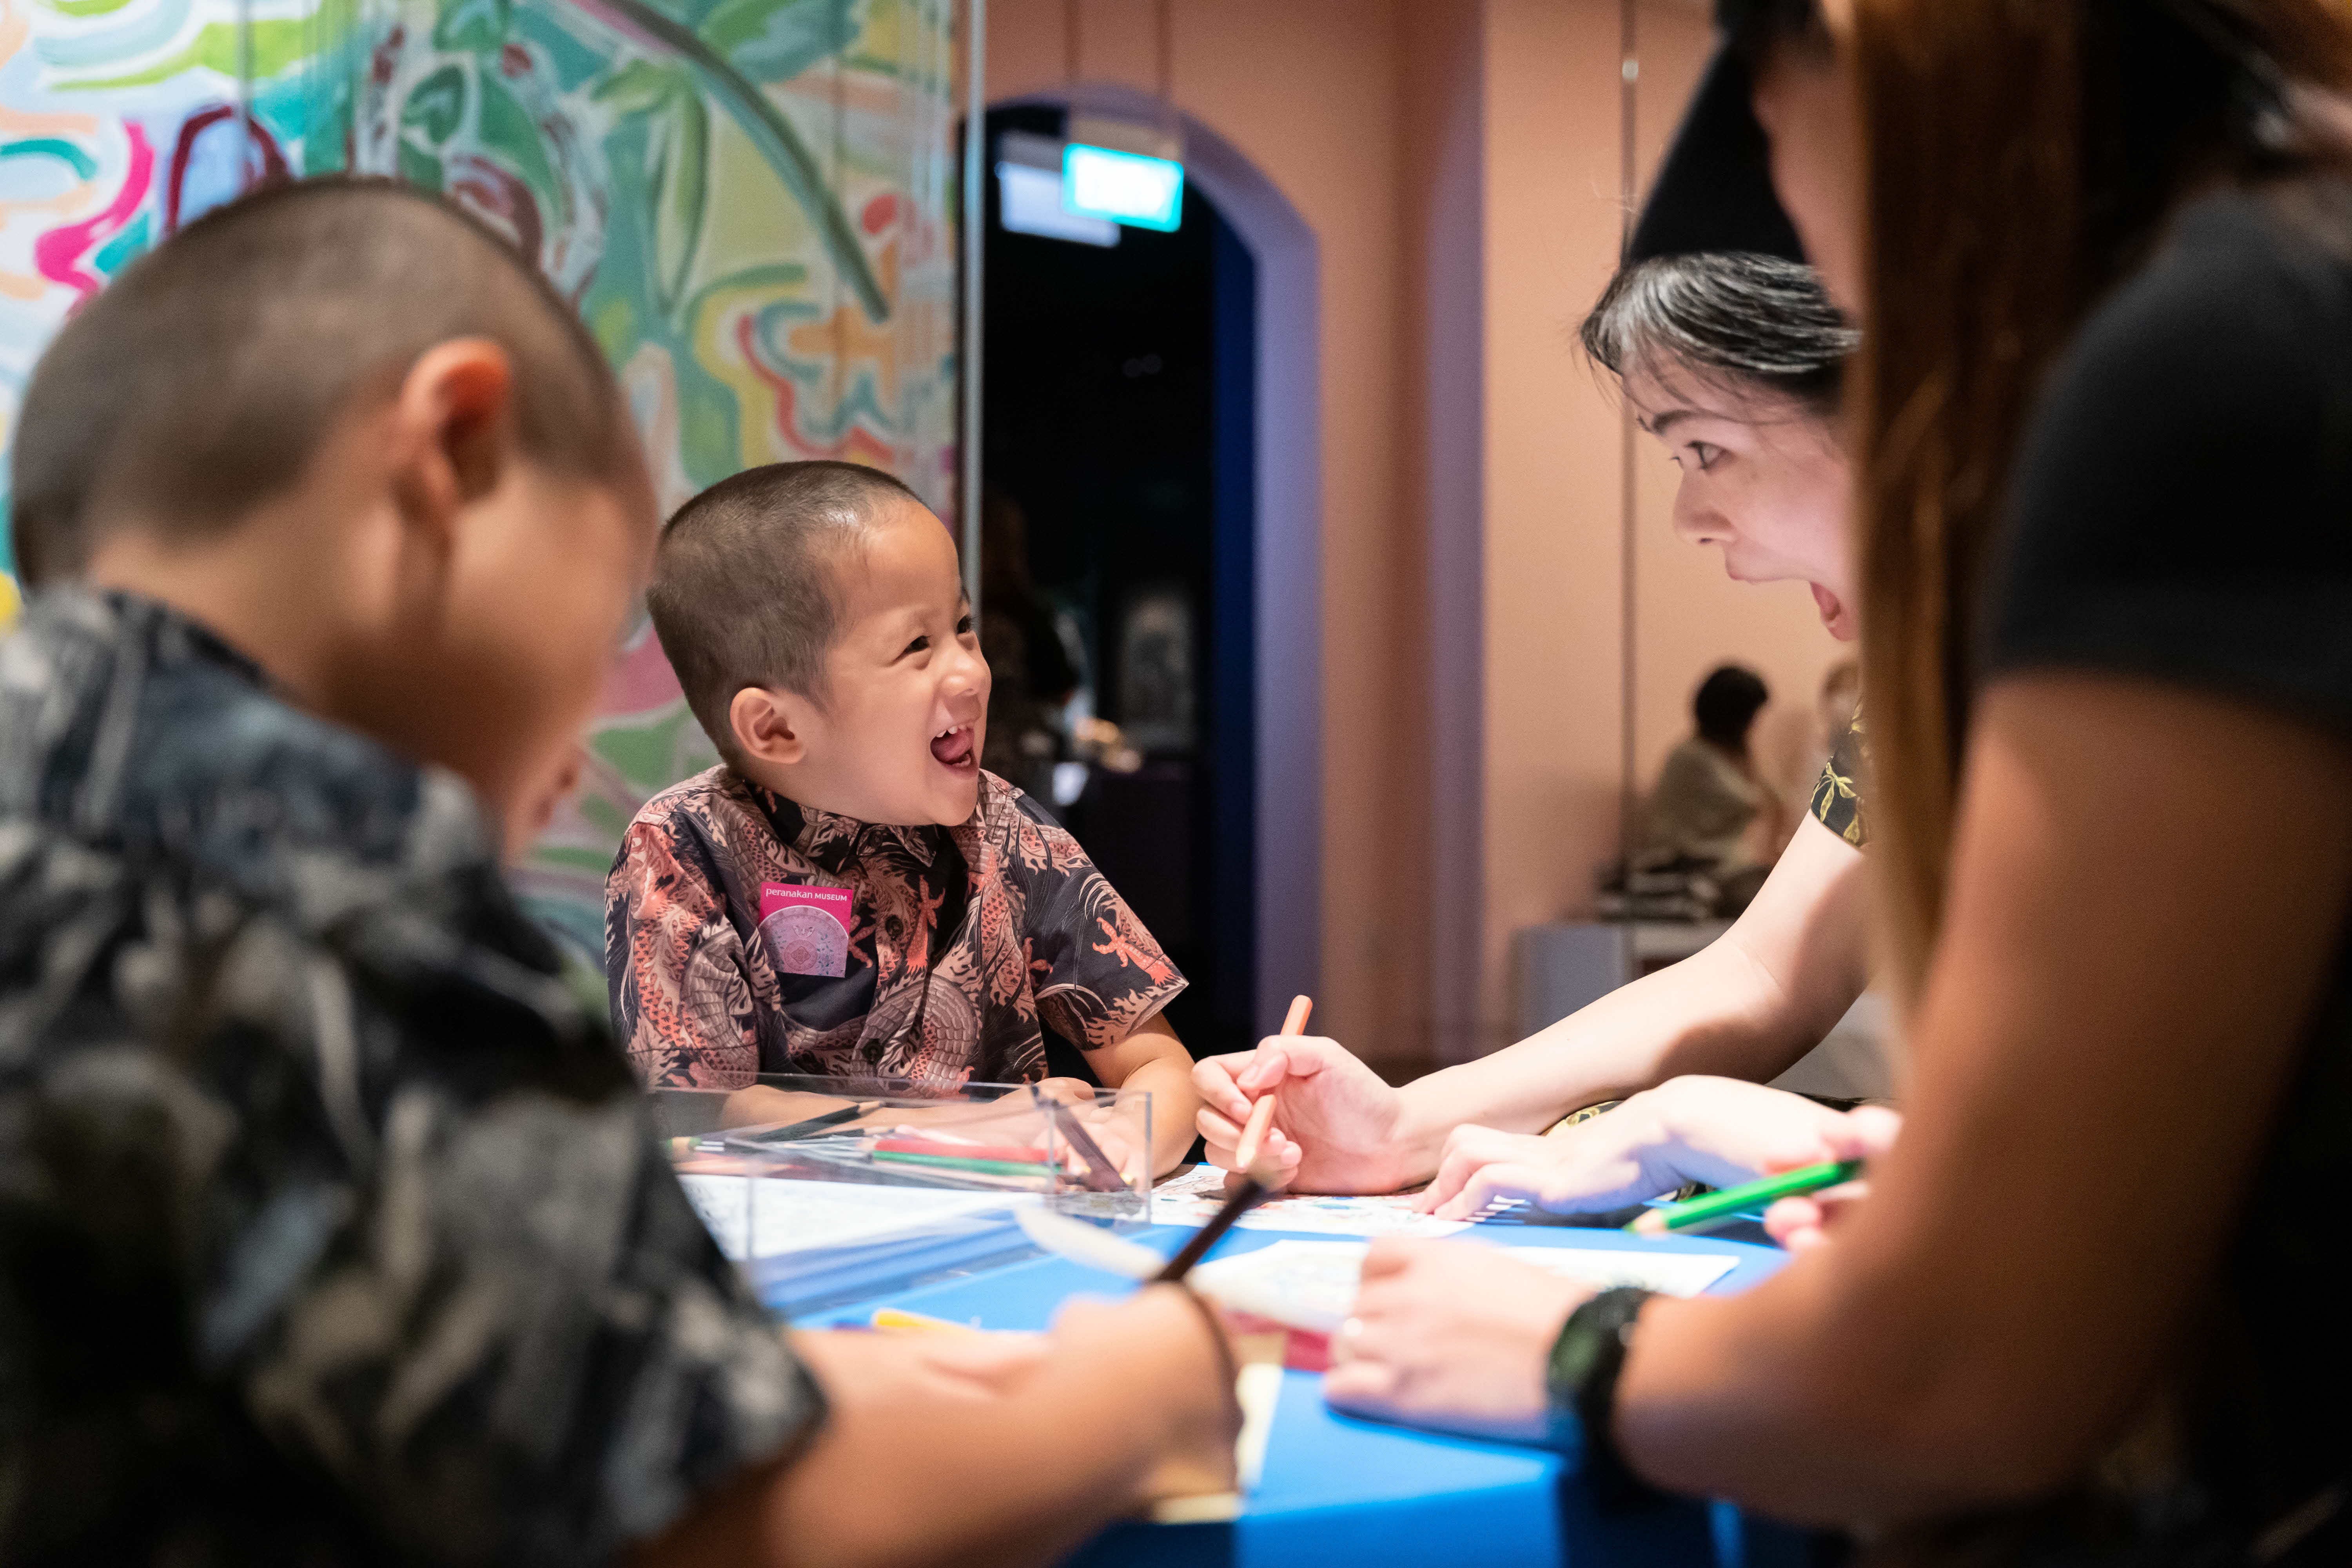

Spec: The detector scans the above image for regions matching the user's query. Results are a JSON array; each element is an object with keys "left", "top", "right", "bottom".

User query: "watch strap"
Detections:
[{"left": 1547, "top": 1285, "right": 1657, "bottom": 1503}]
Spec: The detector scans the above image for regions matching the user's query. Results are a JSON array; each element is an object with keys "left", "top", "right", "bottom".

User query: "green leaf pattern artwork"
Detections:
[{"left": 1, "top": 0, "right": 959, "bottom": 958}]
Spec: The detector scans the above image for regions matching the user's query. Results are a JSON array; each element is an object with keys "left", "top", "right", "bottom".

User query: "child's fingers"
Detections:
[{"left": 1035, "top": 1076, "right": 1096, "bottom": 1107}]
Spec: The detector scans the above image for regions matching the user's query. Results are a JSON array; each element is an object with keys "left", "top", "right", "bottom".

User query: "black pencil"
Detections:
[
  {"left": 1029, "top": 1086, "right": 1131, "bottom": 1193},
  {"left": 731, "top": 1100, "right": 877, "bottom": 1144},
  {"left": 1152, "top": 1160, "right": 1278, "bottom": 1283}
]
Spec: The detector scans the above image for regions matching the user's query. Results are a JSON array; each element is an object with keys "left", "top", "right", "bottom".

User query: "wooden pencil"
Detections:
[{"left": 1233, "top": 994, "right": 1313, "bottom": 1169}]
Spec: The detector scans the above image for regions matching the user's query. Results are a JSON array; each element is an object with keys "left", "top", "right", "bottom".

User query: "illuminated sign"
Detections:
[
  {"left": 998, "top": 160, "right": 1118, "bottom": 246},
  {"left": 1061, "top": 143, "right": 1185, "bottom": 232}
]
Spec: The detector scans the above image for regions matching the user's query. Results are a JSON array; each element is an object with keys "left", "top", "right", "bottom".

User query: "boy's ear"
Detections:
[
  {"left": 730, "top": 686, "right": 811, "bottom": 768},
  {"left": 389, "top": 338, "right": 516, "bottom": 542}
]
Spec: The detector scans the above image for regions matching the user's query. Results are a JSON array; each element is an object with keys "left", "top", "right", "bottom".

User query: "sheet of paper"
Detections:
[
  {"left": 679, "top": 1174, "right": 1031, "bottom": 1261},
  {"left": 1188, "top": 1239, "right": 1741, "bottom": 1332},
  {"left": 1151, "top": 1164, "right": 1470, "bottom": 1238}
]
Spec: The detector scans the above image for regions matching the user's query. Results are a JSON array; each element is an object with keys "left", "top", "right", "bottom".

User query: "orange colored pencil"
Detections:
[{"left": 1234, "top": 994, "right": 1314, "bottom": 1169}]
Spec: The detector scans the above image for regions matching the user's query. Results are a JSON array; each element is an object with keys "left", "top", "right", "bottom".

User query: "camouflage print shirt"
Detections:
[{"left": 0, "top": 591, "right": 820, "bottom": 1568}]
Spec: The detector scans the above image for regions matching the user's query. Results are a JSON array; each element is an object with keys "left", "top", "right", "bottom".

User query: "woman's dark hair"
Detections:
[
  {"left": 1580, "top": 252, "right": 1858, "bottom": 419},
  {"left": 1694, "top": 664, "right": 1771, "bottom": 753}
]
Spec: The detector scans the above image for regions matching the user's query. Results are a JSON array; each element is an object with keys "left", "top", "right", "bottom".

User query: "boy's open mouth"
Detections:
[{"left": 930, "top": 723, "right": 976, "bottom": 769}]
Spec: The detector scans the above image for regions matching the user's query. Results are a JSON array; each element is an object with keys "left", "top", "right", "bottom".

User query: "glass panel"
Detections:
[{"left": 656, "top": 1074, "right": 1152, "bottom": 1317}]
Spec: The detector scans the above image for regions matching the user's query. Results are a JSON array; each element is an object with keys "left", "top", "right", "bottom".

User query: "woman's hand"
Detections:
[
  {"left": 1418, "top": 1076, "right": 1901, "bottom": 1221},
  {"left": 1192, "top": 1036, "right": 1412, "bottom": 1192},
  {"left": 1761, "top": 1104, "right": 1899, "bottom": 1251},
  {"left": 1321, "top": 1240, "right": 1595, "bottom": 1441}
]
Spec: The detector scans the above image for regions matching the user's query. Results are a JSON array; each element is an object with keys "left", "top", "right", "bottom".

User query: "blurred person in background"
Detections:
[{"left": 1644, "top": 662, "right": 1788, "bottom": 905}]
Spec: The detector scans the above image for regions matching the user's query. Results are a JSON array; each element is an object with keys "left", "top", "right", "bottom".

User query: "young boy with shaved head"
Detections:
[
  {"left": 608, "top": 460, "right": 1202, "bottom": 1174},
  {"left": 0, "top": 178, "right": 1233, "bottom": 1568}
]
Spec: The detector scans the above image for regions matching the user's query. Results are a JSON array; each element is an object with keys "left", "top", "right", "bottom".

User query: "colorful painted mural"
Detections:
[{"left": 0, "top": 0, "right": 959, "bottom": 955}]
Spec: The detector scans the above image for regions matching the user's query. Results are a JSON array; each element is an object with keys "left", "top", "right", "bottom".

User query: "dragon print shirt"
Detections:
[
  {"left": 0, "top": 590, "right": 821, "bottom": 1568},
  {"left": 606, "top": 765, "right": 1185, "bottom": 1088}
]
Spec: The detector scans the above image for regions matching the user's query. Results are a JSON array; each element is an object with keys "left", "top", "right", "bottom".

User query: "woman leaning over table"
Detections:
[
  {"left": 1194, "top": 248, "right": 1903, "bottom": 1218},
  {"left": 1330, "top": 1, "right": 2352, "bottom": 1561}
]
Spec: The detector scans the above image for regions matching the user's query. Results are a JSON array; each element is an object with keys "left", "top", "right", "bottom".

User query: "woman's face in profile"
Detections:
[{"left": 1623, "top": 365, "right": 1858, "bottom": 641}]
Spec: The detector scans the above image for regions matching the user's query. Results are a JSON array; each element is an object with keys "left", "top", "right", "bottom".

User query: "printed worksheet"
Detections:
[
  {"left": 679, "top": 1174, "right": 1031, "bottom": 1261},
  {"left": 1152, "top": 1164, "right": 1472, "bottom": 1239},
  {"left": 1188, "top": 1239, "right": 1741, "bottom": 1332}
]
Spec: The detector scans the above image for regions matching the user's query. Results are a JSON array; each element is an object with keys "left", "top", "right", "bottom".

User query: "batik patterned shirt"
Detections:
[
  {"left": 0, "top": 590, "right": 820, "bottom": 1568},
  {"left": 1806, "top": 708, "right": 1871, "bottom": 848},
  {"left": 606, "top": 765, "right": 1185, "bottom": 1089}
]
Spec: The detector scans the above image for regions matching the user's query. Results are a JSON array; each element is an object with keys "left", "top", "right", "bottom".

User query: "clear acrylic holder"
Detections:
[{"left": 657, "top": 1074, "right": 1151, "bottom": 1318}]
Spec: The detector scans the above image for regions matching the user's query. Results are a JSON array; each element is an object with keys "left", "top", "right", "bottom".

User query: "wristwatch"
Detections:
[{"left": 1546, "top": 1285, "right": 1657, "bottom": 1502}]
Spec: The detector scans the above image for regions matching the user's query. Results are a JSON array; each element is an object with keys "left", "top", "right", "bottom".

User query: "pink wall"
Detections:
[
  {"left": 1408, "top": 0, "right": 1488, "bottom": 1065},
  {"left": 986, "top": 0, "right": 1434, "bottom": 1070},
  {"left": 1624, "top": 5, "right": 1846, "bottom": 823},
  {"left": 985, "top": 0, "right": 1845, "bottom": 1071},
  {"left": 1467, "top": 0, "right": 1850, "bottom": 1053},
  {"left": 1474, "top": 0, "right": 1629, "bottom": 1054}
]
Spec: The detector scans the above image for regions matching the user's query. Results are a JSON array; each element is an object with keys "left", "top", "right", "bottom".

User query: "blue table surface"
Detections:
[{"left": 811, "top": 1212, "right": 1812, "bottom": 1568}]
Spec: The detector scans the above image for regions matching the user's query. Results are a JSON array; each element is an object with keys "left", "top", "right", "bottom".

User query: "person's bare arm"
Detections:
[
  {"left": 1614, "top": 675, "right": 2352, "bottom": 1523},
  {"left": 1401, "top": 815, "right": 1870, "bottom": 1141},
  {"left": 634, "top": 1286, "right": 1235, "bottom": 1568},
  {"left": 1195, "top": 816, "right": 1873, "bottom": 1194},
  {"left": 1080, "top": 1015, "right": 1200, "bottom": 1176}
]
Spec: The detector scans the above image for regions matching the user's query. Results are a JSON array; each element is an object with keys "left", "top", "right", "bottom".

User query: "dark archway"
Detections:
[
  {"left": 981, "top": 85, "right": 1320, "bottom": 1046},
  {"left": 979, "top": 100, "right": 1258, "bottom": 1057}
]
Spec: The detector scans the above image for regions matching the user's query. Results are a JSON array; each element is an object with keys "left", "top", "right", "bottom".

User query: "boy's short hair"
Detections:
[
  {"left": 7, "top": 176, "right": 637, "bottom": 584},
  {"left": 649, "top": 460, "right": 926, "bottom": 758}
]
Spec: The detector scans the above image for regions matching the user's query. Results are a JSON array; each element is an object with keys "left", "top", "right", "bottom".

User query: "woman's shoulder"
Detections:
[
  {"left": 1980, "top": 173, "right": 2352, "bottom": 735},
  {"left": 2065, "top": 177, "right": 2352, "bottom": 409},
  {"left": 2005, "top": 174, "right": 2352, "bottom": 544}
]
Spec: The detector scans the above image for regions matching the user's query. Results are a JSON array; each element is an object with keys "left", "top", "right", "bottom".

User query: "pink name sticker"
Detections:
[{"left": 758, "top": 883, "right": 856, "bottom": 978}]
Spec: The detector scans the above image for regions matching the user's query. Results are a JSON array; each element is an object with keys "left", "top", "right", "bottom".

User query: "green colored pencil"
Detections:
[
  {"left": 872, "top": 1149, "right": 1060, "bottom": 1180},
  {"left": 1626, "top": 1158, "right": 1863, "bottom": 1236}
]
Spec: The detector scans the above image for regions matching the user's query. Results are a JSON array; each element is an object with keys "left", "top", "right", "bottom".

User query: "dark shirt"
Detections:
[
  {"left": 0, "top": 590, "right": 820, "bottom": 1567},
  {"left": 1981, "top": 180, "right": 2352, "bottom": 1537}
]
